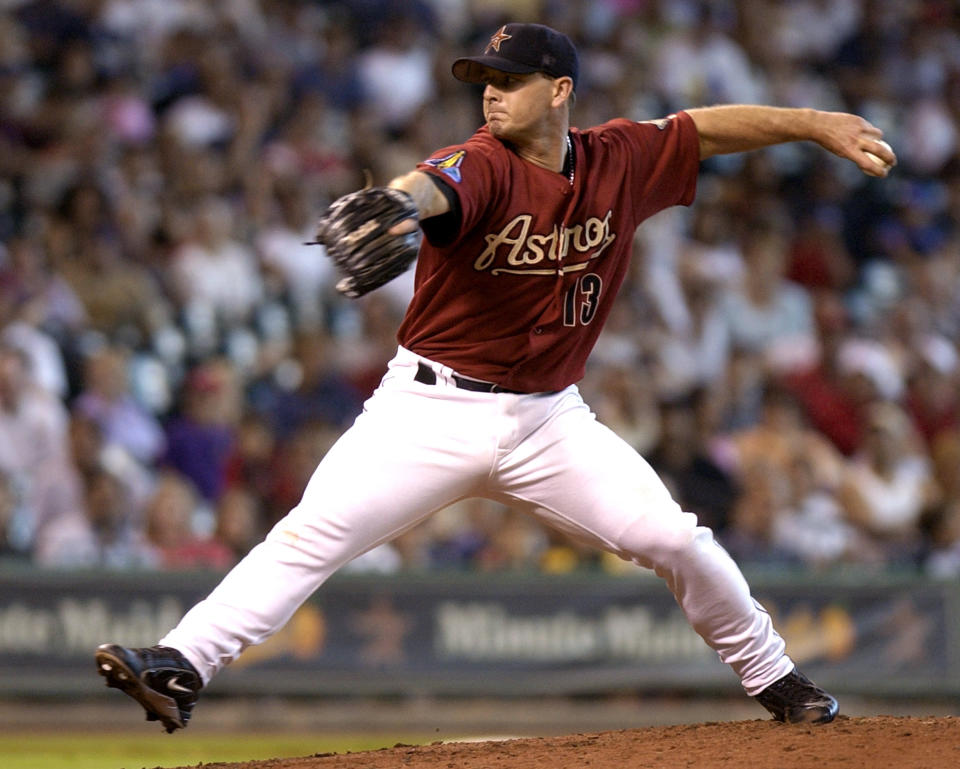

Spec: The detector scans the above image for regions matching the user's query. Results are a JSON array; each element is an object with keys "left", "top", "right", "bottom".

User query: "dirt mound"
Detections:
[{"left": 173, "top": 715, "right": 958, "bottom": 769}]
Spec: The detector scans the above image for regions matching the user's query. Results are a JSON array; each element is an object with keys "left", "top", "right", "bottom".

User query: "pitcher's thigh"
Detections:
[
  {"left": 502, "top": 408, "right": 698, "bottom": 562},
  {"left": 274, "top": 400, "right": 482, "bottom": 568}
]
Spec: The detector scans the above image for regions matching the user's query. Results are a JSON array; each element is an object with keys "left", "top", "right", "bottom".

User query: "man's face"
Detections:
[
  {"left": 480, "top": 70, "right": 558, "bottom": 142},
  {"left": 0, "top": 351, "right": 25, "bottom": 409}
]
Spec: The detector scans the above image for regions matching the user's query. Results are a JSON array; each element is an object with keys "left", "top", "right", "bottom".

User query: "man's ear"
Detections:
[{"left": 552, "top": 76, "right": 574, "bottom": 107}]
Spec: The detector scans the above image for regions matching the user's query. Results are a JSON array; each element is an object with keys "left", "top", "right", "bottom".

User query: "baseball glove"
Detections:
[{"left": 312, "top": 186, "right": 421, "bottom": 298}]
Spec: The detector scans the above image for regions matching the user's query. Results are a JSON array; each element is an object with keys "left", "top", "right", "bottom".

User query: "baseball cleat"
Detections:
[
  {"left": 754, "top": 668, "right": 839, "bottom": 724},
  {"left": 95, "top": 643, "right": 202, "bottom": 733}
]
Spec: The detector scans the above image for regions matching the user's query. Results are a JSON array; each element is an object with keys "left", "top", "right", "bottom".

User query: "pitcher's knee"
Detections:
[{"left": 615, "top": 511, "right": 715, "bottom": 569}]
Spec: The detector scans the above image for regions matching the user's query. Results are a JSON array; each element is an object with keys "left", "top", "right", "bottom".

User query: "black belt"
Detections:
[{"left": 414, "top": 361, "right": 525, "bottom": 394}]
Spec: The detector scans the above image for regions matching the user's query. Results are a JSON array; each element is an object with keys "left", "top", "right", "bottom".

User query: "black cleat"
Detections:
[
  {"left": 754, "top": 668, "right": 839, "bottom": 724},
  {"left": 95, "top": 643, "right": 202, "bottom": 733}
]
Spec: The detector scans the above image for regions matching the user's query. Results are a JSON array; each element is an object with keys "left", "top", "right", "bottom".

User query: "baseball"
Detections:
[{"left": 864, "top": 139, "right": 893, "bottom": 170}]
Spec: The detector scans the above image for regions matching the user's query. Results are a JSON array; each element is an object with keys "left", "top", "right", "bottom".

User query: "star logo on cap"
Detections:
[{"left": 485, "top": 25, "right": 512, "bottom": 53}]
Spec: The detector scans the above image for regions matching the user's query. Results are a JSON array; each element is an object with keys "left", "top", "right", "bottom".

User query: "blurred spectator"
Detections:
[
  {"left": 652, "top": 3, "right": 764, "bottom": 109},
  {"left": 0, "top": 234, "right": 79, "bottom": 400},
  {"left": 541, "top": 526, "right": 603, "bottom": 574},
  {"left": 256, "top": 329, "right": 363, "bottom": 437},
  {"left": 338, "top": 293, "right": 412, "bottom": 399},
  {"left": 163, "top": 358, "right": 242, "bottom": 502},
  {"left": 720, "top": 215, "right": 817, "bottom": 373},
  {"left": 170, "top": 197, "right": 264, "bottom": 330},
  {"left": 582, "top": 361, "right": 660, "bottom": 455},
  {"left": 717, "top": 384, "right": 845, "bottom": 493},
  {"left": 781, "top": 296, "right": 877, "bottom": 456},
  {"left": 650, "top": 245, "right": 732, "bottom": 398},
  {"left": 356, "top": 12, "right": 435, "bottom": 135},
  {"left": 73, "top": 344, "right": 166, "bottom": 465},
  {"left": 708, "top": 345, "right": 768, "bottom": 434},
  {"left": 0, "top": 343, "right": 86, "bottom": 560},
  {"left": 56, "top": 227, "right": 169, "bottom": 340},
  {"left": 261, "top": 90, "right": 357, "bottom": 200},
  {"left": 0, "top": 234, "right": 86, "bottom": 351},
  {"left": 76, "top": 465, "right": 155, "bottom": 569},
  {"left": 924, "top": 497, "right": 960, "bottom": 578},
  {"left": 714, "top": 383, "right": 854, "bottom": 565},
  {"left": 647, "top": 392, "right": 737, "bottom": 534},
  {"left": 144, "top": 470, "right": 233, "bottom": 570},
  {"left": 838, "top": 402, "right": 942, "bottom": 566},
  {"left": 99, "top": 72, "right": 156, "bottom": 146},
  {"left": 2, "top": 316, "right": 71, "bottom": 401},
  {"left": 922, "top": 364, "right": 960, "bottom": 573},
  {"left": 722, "top": 457, "right": 802, "bottom": 567},
  {"left": 255, "top": 180, "right": 336, "bottom": 332},
  {"left": 474, "top": 508, "right": 549, "bottom": 572},
  {"left": 0, "top": 470, "right": 29, "bottom": 560},
  {"left": 903, "top": 334, "right": 960, "bottom": 447},
  {"left": 930, "top": 422, "right": 960, "bottom": 526},
  {"left": 769, "top": 0, "right": 862, "bottom": 66},
  {"left": 265, "top": 420, "right": 341, "bottom": 526},
  {"left": 223, "top": 410, "right": 279, "bottom": 512},
  {"left": 212, "top": 486, "right": 263, "bottom": 564},
  {"left": 785, "top": 208, "right": 857, "bottom": 292},
  {"left": 156, "top": 22, "right": 282, "bottom": 170},
  {"left": 767, "top": 451, "right": 867, "bottom": 570},
  {"left": 68, "top": 409, "right": 154, "bottom": 514},
  {"left": 289, "top": 9, "right": 364, "bottom": 112},
  {"left": 423, "top": 498, "right": 497, "bottom": 571}
]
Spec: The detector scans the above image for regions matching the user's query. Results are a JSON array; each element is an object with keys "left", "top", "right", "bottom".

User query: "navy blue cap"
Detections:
[{"left": 452, "top": 23, "right": 579, "bottom": 91}]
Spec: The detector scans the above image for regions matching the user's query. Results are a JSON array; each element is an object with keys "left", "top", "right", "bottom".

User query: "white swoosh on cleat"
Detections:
[{"left": 166, "top": 676, "right": 192, "bottom": 693}]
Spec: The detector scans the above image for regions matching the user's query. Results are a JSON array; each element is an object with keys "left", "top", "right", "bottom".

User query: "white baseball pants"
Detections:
[{"left": 162, "top": 346, "right": 792, "bottom": 694}]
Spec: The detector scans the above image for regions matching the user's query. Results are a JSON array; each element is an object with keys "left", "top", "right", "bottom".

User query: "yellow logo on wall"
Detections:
[{"left": 232, "top": 604, "right": 326, "bottom": 667}]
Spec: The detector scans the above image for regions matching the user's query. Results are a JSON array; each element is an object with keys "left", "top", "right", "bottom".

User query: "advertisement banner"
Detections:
[{"left": 0, "top": 567, "right": 956, "bottom": 697}]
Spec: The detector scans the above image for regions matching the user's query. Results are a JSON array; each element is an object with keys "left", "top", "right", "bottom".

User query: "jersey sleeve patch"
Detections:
[
  {"left": 425, "top": 150, "right": 466, "bottom": 183},
  {"left": 637, "top": 115, "right": 676, "bottom": 130}
]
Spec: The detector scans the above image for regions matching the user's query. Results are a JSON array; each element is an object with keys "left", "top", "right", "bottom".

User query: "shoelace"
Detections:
[{"left": 770, "top": 674, "right": 827, "bottom": 701}]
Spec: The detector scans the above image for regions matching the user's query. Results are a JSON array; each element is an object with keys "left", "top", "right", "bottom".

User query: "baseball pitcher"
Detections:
[{"left": 97, "top": 22, "right": 896, "bottom": 732}]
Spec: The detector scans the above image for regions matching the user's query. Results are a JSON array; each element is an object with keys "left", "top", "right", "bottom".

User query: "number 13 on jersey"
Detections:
[{"left": 563, "top": 273, "right": 602, "bottom": 326}]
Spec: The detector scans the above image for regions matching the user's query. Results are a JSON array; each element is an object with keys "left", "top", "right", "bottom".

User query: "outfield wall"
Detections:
[{"left": 1, "top": 565, "right": 957, "bottom": 698}]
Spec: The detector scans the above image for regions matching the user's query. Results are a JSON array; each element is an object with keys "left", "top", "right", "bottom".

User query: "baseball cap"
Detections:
[{"left": 452, "top": 23, "right": 579, "bottom": 91}]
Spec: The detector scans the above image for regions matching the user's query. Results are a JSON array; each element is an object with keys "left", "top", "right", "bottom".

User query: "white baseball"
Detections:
[{"left": 864, "top": 139, "right": 893, "bottom": 170}]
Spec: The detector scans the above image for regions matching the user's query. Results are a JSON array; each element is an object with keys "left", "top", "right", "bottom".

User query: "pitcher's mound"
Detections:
[{"left": 173, "top": 715, "right": 959, "bottom": 769}]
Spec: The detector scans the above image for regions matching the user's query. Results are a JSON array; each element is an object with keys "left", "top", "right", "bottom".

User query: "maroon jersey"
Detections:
[{"left": 397, "top": 111, "right": 700, "bottom": 392}]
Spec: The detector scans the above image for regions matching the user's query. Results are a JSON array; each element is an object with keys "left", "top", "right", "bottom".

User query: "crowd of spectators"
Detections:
[{"left": 1, "top": 0, "right": 960, "bottom": 579}]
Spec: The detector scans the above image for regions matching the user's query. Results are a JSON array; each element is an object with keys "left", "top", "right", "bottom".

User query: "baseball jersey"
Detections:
[{"left": 397, "top": 111, "right": 700, "bottom": 393}]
